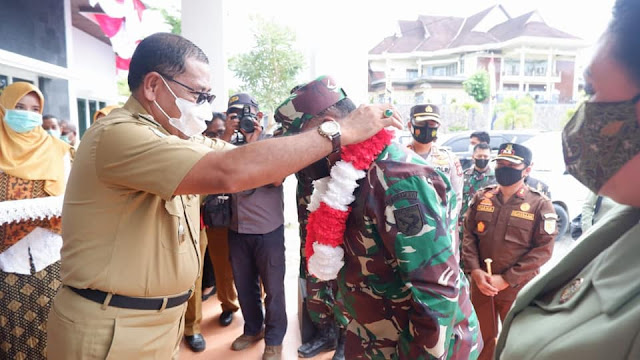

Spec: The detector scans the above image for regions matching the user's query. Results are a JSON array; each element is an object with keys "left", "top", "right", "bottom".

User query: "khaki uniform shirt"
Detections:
[
  {"left": 496, "top": 205, "right": 640, "bottom": 359},
  {"left": 60, "top": 97, "right": 228, "bottom": 297},
  {"left": 462, "top": 184, "right": 557, "bottom": 301}
]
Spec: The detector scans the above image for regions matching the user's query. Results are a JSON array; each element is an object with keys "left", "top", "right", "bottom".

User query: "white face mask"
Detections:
[{"left": 155, "top": 77, "right": 211, "bottom": 137}]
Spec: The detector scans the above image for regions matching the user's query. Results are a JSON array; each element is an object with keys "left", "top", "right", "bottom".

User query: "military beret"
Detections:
[{"left": 274, "top": 75, "right": 347, "bottom": 135}]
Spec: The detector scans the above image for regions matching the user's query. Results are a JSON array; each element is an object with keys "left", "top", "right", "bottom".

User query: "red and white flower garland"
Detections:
[{"left": 305, "top": 129, "right": 394, "bottom": 281}]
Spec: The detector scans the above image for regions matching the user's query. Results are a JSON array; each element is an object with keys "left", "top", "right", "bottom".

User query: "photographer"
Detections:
[{"left": 225, "top": 94, "right": 287, "bottom": 360}]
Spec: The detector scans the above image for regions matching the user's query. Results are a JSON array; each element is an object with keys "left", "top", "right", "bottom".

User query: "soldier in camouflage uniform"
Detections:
[
  {"left": 294, "top": 170, "right": 348, "bottom": 359},
  {"left": 460, "top": 142, "right": 496, "bottom": 243},
  {"left": 275, "top": 76, "right": 481, "bottom": 360}
]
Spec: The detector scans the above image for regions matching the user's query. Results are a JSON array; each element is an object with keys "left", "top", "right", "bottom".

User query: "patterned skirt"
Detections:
[{"left": 0, "top": 261, "right": 61, "bottom": 360}]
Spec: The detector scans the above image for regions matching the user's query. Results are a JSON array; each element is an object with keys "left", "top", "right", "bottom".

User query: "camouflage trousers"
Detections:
[
  {"left": 301, "top": 257, "right": 348, "bottom": 328},
  {"left": 340, "top": 276, "right": 481, "bottom": 360}
]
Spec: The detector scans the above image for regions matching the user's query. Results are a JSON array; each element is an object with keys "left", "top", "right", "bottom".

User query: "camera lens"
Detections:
[{"left": 240, "top": 116, "right": 255, "bottom": 133}]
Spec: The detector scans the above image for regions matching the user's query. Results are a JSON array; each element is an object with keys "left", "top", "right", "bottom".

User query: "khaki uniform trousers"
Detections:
[
  {"left": 206, "top": 226, "right": 239, "bottom": 313},
  {"left": 471, "top": 283, "right": 513, "bottom": 360},
  {"left": 47, "top": 286, "right": 187, "bottom": 360},
  {"left": 184, "top": 228, "right": 208, "bottom": 336}
]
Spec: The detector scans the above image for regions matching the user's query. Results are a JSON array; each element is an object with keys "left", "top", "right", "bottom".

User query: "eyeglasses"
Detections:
[{"left": 159, "top": 73, "right": 216, "bottom": 105}]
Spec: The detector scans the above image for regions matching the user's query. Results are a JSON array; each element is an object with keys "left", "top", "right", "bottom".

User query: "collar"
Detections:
[
  {"left": 122, "top": 96, "right": 167, "bottom": 134},
  {"left": 515, "top": 183, "right": 528, "bottom": 199}
]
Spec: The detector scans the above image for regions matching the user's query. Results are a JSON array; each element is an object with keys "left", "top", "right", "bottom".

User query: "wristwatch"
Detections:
[{"left": 318, "top": 120, "right": 341, "bottom": 153}]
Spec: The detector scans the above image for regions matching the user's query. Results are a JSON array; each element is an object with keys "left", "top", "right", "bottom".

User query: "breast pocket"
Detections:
[
  {"left": 504, "top": 215, "right": 534, "bottom": 247},
  {"left": 163, "top": 198, "right": 189, "bottom": 253}
]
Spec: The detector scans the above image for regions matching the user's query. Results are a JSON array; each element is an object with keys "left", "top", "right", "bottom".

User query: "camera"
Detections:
[{"left": 239, "top": 104, "right": 256, "bottom": 133}]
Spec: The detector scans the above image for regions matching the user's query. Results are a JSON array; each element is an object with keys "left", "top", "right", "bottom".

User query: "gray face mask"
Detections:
[{"left": 562, "top": 94, "right": 640, "bottom": 193}]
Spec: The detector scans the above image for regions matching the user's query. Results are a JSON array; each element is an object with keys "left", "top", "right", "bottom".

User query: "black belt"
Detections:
[{"left": 68, "top": 286, "right": 192, "bottom": 311}]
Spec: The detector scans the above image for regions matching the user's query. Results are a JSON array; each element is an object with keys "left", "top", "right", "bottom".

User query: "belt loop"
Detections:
[
  {"left": 158, "top": 297, "right": 169, "bottom": 313},
  {"left": 101, "top": 293, "right": 113, "bottom": 310}
]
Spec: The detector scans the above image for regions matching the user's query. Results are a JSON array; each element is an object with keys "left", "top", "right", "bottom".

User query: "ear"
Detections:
[
  {"left": 407, "top": 121, "right": 413, "bottom": 131},
  {"left": 523, "top": 164, "right": 533, "bottom": 177},
  {"left": 141, "top": 72, "right": 162, "bottom": 102}
]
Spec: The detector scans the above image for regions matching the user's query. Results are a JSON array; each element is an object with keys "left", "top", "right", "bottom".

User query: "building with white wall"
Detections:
[
  {"left": 368, "top": 5, "right": 588, "bottom": 107},
  {"left": 0, "top": 0, "right": 119, "bottom": 138}
]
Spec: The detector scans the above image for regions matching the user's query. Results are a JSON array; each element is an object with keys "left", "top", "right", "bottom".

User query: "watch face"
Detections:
[{"left": 321, "top": 121, "right": 340, "bottom": 135}]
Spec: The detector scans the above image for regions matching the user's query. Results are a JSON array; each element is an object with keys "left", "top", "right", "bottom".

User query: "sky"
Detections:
[{"left": 141, "top": 0, "right": 617, "bottom": 104}]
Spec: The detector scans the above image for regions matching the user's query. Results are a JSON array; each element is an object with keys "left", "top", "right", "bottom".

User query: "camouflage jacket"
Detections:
[
  {"left": 461, "top": 167, "right": 496, "bottom": 220},
  {"left": 337, "top": 142, "right": 481, "bottom": 359}
]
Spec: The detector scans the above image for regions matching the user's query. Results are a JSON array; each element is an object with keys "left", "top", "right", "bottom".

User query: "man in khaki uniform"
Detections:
[
  {"left": 46, "top": 33, "right": 403, "bottom": 359},
  {"left": 462, "top": 143, "right": 557, "bottom": 360}
]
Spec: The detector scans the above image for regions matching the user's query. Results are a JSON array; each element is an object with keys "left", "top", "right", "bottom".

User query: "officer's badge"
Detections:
[
  {"left": 520, "top": 203, "right": 531, "bottom": 211},
  {"left": 559, "top": 278, "right": 583, "bottom": 304},
  {"left": 480, "top": 199, "right": 493, "bottom": 206},
  {"left": 426, "top": 105, "right": 433, "bottom": 113},
  {"left": 394, "top": 204, "right": 423, "bottom": 236},
  {"left": 476, "top": 221, "right": 486, "bottom": 233},
  {"left": 543, "top": 213, "right": 558, "bottom": 234},
  {"left": 502, "top": 144, "right": 514, "bottom": 155},
  {"left": 484, "top": 192, "right": 494, "bottom": 199}
]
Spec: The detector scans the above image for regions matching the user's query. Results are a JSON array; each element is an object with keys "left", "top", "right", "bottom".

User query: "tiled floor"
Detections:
[
  {"left": 179, "top": 177, "right": 334, "bottom": 360},
  {"left": 178, "top": 176, "right": 578, "bottom": 360}
]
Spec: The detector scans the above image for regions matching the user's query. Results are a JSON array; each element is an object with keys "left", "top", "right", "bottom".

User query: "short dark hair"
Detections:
[
  {"left": 610, "top": 0, "right": 640, "bottom": 85},
  {"left": 473, "top": 142, "right": 491, "bottom": 153},
  {"left": 43, "top": 114, "right": 57, "bottom": 121},
  {"left": 205, "top": 112, "right": 226, "bottom": 126},
  {"left": 128, "top": 33, "right": 209, "bottom": 92},
  {"left": 470, "top": 131, "right": 490, "bottom": 144}
]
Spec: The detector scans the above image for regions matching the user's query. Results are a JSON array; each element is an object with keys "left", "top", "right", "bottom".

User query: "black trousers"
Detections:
[{"left": 228, "top": 225, "right": 287, "bottom": 346}]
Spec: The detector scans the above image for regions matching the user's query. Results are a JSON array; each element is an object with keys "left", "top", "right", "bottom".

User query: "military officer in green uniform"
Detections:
[
  {"left": 46, "top": 33, "right": 403, "bottom": 360},
  {"left": 462, "top": 143, "right": 557, "bottom": 360},
  {"left": 496, "top": 1, "right": 640, "bottom": 357},
  {"left": 276, "top": 76, "right": 481, "bottom": 360},
  {"left": 460, "top": 142, "right": 496, "bottom": 242}
]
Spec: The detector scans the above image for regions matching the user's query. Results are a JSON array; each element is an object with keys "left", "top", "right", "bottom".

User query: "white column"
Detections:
[
  {"left": 547, "top": 49, "right": 553, "bottom": 102},
  {"left": 519, "top": 47, "right": 525, "bottom": 96},
  {"left": 63, "top": 0, "right": 78, "bottom": 127},
  {"left": 181, "top": 0, "right": 227, "bottom": 111}
]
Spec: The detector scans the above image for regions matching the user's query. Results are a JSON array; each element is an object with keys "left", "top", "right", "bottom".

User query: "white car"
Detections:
[{"left": 522, "top": 132, "right": 589, "bottom": 236}]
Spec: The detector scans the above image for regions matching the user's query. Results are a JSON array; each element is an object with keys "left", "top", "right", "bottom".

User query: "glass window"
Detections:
[
  {"left": 450, "top": 137, "right": 470, "bottom": 152},
  {"left": 99, "top": 101, "right": 107, "bottom": 109},
  {"left": 89, "top": 100, "right": 98, "bottom": 125},
  {"left": 12, "top": 77, "right": 33, "bottom": 84},
  {"left": 406, "top": 69, "right": 418, "bottom": 80},
  {"left": 77, "top": 98, "right": 87, "bottom": 138},
  {"left": 414, "top": 92, "right": 424, "bottom": 104},
  {"left": 0, "top": 75, "right": 8, "bottom": 95}
]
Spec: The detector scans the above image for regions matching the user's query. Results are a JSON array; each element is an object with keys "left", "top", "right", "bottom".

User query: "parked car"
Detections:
[
  {"left": 441, "top": 130, "right": 541, "bottom": 169},
  {"left": 521, "top": 132, "right": 589, "bottom": 236}
]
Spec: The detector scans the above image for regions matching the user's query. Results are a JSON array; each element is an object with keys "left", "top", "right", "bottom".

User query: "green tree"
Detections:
[
  {"left": 495, "top": 96, "right": 535, "bottom": 129},
  {"left": 228, "top": 16, "right": 305, "bottom": 116},
  {"left": 463, "top": 70, "right": 490, "bottom": 103},
  {"left": 155, "top": 7, "right": 181, "bottom": 35}
]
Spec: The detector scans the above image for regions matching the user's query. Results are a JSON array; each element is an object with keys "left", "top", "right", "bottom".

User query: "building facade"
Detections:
[
  {"left": 0, "top": 0, "right": 119, "bottom": 138},
  {"left": 368, "top": 6, "right": 587, "bottom": 109}
]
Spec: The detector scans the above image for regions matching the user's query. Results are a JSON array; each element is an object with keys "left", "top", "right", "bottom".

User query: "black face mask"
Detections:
[
  {"left": 411, "top": 125, "right": 438, "bottom": 144},
  {"left": 495, "top": 167, "right": 524, "bottom": 186},
  {"left": 299, "top": 157, "right": 331, "bottom": 181},
  {"left": 475, "top": 158, "right": 490, "bottom": 170}
]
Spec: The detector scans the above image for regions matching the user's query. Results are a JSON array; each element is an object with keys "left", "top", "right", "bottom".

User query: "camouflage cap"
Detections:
[
  {"left": 410, "top": 103, "right": 440, "bottom": 125},
  {"left": 274, "top": 75, "right": 347, "bottom": 135}
]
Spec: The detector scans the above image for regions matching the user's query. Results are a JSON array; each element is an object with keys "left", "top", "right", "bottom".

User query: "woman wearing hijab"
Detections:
[
  {"left": 0, "top": 82, "right": 72, "bottom": 359},
  {"left": 496, "top": 0, "right": 640, "bottom": 358}
]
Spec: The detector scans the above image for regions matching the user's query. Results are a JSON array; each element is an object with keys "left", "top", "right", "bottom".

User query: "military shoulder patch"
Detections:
[
  {"left": 543, "top": 213, "right": 558, "bottom": 234},
  {"left": 393, "top": 204, "right": 424, "bottom": 236}
]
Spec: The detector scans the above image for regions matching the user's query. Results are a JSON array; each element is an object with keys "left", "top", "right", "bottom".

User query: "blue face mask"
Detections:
[
  {"left": 60, "top": 134, "right": 71, "bottom": 143},
  {"left": 4, "top": 109, "right": 43, "bottom": 133},
  {"left": 46, "top": 129, "right": 61, "bottom": 138}
]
